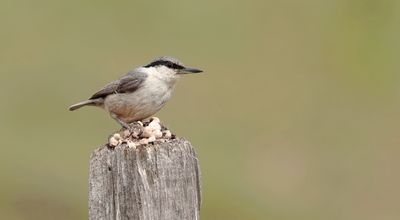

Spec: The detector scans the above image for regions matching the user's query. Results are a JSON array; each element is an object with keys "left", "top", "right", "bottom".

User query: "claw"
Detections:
[{"left": 127, "top": 121, "right": 143, "bottom": 138}]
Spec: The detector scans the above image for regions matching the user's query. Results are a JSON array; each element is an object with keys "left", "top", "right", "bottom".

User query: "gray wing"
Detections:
[{"left": 89, "top": 69, "right": 147, "bottom": 100}]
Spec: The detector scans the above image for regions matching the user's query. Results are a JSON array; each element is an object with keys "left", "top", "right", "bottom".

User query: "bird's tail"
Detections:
[{"left": 68, "top": 100, "right": 97, "bottom": 111}]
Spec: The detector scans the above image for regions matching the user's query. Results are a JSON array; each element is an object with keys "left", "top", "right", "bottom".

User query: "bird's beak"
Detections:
[{"left": 178, "top": 67, "right": 203, "bottom": 74}]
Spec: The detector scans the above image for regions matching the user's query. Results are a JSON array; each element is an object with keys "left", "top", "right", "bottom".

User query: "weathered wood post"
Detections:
[{"left": 89, "top": 136, "right": 201, "bottom": 220}]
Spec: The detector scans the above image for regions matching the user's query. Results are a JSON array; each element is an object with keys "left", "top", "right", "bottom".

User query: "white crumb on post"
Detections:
[
  {"left": 137, "top": 121, "right": 144, "bottom": 126},
  {"left": 151, "top": 117, "right": 160, "bottom": 123},
  {"left": 113, "top": 133, "right": 122, "bottom": 141},
  {"left": 127, "top": 141, "right": 136, "bottom": 149},
  {"left": 142, "top": 126, "right": 153, "bottom": 138},
  {"left": 108, "top": 118, "right": 175, "bottom": 148},
  {"left": 123, "top": 130, "right": 131, "bottom": 138},
  {"left": 139, "top": 138, "right": 149, "bottom": 145},
  {"left": 154, "top": 130, "right": 163, "bottom": 138},
  {"left": 148, "top": 136, "right": 156, "bottom": 143},
  {"left": 109, "top": 137, "right": 119, "bottom": 147},
  {"left": 163, "top": 130, "right": 172, "bottom": 139},
  {"left": 148, "top": 121, "right": 161, "bottom": 131}
]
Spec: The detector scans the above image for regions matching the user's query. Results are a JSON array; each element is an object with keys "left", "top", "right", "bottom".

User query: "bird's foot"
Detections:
[
  {"left": 126, "top": 121, "right": 143, "bottom": 138},
  {"left": 108, "top": 117, "right": 175, "bottom": 148}
]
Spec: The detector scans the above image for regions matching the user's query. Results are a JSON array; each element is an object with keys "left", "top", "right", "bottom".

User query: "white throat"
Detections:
[{"left": 142, "top": 66, "right": 180, "bottom": 88}]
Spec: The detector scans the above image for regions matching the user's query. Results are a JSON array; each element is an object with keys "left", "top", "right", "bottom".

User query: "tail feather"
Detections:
[{"left": 68, "top": 100, "right": 96, "bottom": 111}]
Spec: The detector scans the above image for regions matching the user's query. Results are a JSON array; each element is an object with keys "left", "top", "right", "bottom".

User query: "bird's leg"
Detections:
[
  {"left": 128, "top": 121, "right": 144, "bottom": 138},
  {"left": 110, "top": 113, "right": 143, "bottom": 138},
  {"left": 110, "top": 113, "right": 130, "bottom": 129}
]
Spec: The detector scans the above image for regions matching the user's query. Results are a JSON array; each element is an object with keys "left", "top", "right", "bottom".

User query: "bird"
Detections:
[{"left": 68, "top": 56, "right": 202, "bottom": 128}]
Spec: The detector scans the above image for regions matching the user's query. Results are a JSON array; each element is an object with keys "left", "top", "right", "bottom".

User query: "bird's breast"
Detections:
[{"left": 104, "top": 80, "right": 173, "bottom": 122}]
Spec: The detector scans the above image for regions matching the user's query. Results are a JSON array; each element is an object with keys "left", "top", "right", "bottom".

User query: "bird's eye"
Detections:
[
  {"left": 165, "top": 62, "right": 183, "bottom": 69},
  {"left": 172, "top": 63, "right": 184, "bottom": 69}
]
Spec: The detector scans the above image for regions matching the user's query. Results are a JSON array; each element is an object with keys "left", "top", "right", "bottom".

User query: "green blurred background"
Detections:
[{"left": 1, "top": 0, "right": 400, "bottom": 219}]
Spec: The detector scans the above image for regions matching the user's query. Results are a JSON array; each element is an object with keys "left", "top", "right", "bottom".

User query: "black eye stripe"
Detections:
[{"left": 144, "top": 60, "right": 184, "bottom": 69}]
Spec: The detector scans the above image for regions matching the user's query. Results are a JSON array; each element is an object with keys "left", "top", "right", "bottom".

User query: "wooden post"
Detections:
[{"left": 89, "top": 138, "right": 201, "bottom": 220}]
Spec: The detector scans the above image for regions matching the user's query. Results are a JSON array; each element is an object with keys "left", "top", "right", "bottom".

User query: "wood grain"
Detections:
[{"left": 89, "top": 138, "right": 201, "bottom": 220}]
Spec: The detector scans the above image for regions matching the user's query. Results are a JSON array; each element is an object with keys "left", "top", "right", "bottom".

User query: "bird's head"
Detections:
[{"left": 143, "top": 56, "right": 203, "bottom": 79}]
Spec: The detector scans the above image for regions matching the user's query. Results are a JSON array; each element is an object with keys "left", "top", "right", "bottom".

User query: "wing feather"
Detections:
[{"left": 89, "top": 70, "right": 147, "bottom": 100}]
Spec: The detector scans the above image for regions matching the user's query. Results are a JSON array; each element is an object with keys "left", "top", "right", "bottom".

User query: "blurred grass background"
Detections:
[{"left": 1, "top": 0, "right": 400, "bottom": 219}]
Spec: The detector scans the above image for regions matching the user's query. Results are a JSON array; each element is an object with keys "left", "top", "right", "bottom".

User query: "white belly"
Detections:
[{"left": 103, "top": 83, "right": 172, "bottom": 123}]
